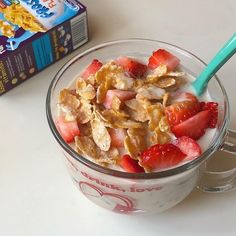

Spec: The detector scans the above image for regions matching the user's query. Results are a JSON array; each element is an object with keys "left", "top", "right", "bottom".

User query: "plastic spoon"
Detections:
[{"left": 192, "top": 33, "right": 236, "bottom": 96}]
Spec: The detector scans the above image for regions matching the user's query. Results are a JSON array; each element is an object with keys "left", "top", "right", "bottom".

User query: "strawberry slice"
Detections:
[
  {"left": 165, "top": 101, "right": 201, "bottom": 127},
  {"left": 81, "top": 59, "right": 103, "bottom": 79},
  {"left": 200, "top": 102, "right": 218, "bottom": 128},
  {"left": 109, "top": 128, "right": 127, "bottom": 147},
  {"left": 173, "top": 136, "right": 202, "bottom": 161},
  {"left": 148, "top": 49, "right": 180, "bottom": 71},
  {"left": 103, "top": 89, "right": 136, "bottom": 109},
  {"left": 56, "top": 115, "right": 80, "bottom": 143},
  {"left": 172, "top": 92, "right": 198, "bottom": 103},
  {"left": 140, "top": 143, "right": 186, "bottom": 170},
  {"left": 172, "top": 110, "right": 211, "bottom": 140},
  {"left": 116, "top": 56, "right": 147, "bottom": 78},
  {"left": 119, "top": 155, "right": 145, "bottom": 173}
]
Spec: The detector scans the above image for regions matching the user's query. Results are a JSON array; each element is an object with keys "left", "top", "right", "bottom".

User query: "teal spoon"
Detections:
[{"left": 192, "top": 33, "right": 236, "bottom": 95}]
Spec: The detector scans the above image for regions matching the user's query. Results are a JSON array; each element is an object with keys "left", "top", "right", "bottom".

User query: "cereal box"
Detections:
[{"left": 0, "top": 0, "right": 88, "bottom": 95}]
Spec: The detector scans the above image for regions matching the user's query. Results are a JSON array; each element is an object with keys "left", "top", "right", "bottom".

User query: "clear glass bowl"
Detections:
[{"left": 46, "top": 39, "right": 236, "bottom": 214}]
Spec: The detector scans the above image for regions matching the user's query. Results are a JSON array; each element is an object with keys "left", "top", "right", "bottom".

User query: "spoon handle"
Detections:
[{"left": 193, "top": 33, "right": 236, "bottom": 95}]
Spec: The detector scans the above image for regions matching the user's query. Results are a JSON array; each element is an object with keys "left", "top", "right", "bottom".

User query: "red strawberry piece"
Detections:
[
  {"left": 109, "top": 128, "right": 127, "bottom": 147},
  {"left": 56, "top": 115, "right": 80, "bottom": 143},
  {"left": 172, "top": 110, "right": 211, "bottom": 140},
  {"left": 103, "top": 89, "right": 136, "bottom": 109},
  {"left": 148, "top": 49, "right": 180, "bottom": 71},
  {"left": 116, "top": 56, "right": 147, "bottom": 78},
  {"left": 119, "top": 155, "right": 145, "bottom": 173},
  {"left": 200, "top": 102, "right": 218, "bottom": 128},
  {"left": 165, "top": 101, "right": 201, "bottom": 127},
  {"left": 81, "top": 59, "right": 103, "bottom": 79},
  {"left": 172, "top": 92, "right": 198, "bottom": 103},
  {"left": 140, "top": 143, "right": 186, "bottom": 170},
  {"left": 173, "top": 136, "right": 202, "bottom": 161}
]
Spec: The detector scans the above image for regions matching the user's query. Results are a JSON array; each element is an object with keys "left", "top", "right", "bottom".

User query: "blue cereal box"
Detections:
[{"left": 0, "top": 0, "right": 88, "bottom": 95}]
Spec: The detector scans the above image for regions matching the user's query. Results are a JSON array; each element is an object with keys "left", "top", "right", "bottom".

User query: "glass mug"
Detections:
[{"left": 46, "top": 39, "right": 236, "bottom": 214}]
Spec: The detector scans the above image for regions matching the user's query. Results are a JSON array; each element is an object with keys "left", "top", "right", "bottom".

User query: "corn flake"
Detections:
[
  {"left": 154, "top": 127, "right": 171, "bottom": 144},
  {"left": 155, "top": 77, "right": 176, "bottom": 88},
  {"left": 162, "top": 93, "right": 169, "bottom": 107},
  {"left": 125, "top": 98, "right": 149, "bottom": 122},
  {"left": 147, "top": 103, "right": 163, "bottom": 131},
  {"left": 111, "top": 74, "right": 134, "bottom": 90},
  {"left": 75, "top": 136, "right": 99, "bottom": 159},
  {"left": 97, "top": 147, "right": 120, "bottom": 166},
  {"left": 76, "top": 78, "right": 96, "bottom": 100},
  {"left": 95, "top": 62, "right": 123, "bottom": 85},
  {"left": 115, "top": 119, "right": 142, "bottom": 129},
  {"left": 166, "top": 71, "right": 185, "bottom": 77},
  {"left": 91, "top": 118, "right": 111, "bottom": 151},
  {"left": 124, "top": 128, "right": 146, "bottom": 158},
  {"left": 159, "top": 116, "right": 170, "bottom": 132},
  {"left": 137, "top": 84, "right": 165, "bottom": 100},
  {"left": 145, "top": 64, "right": 168, "bottom": 83},
  {"left": 111, "top": 96, "right": 121, "bottom": 110},
  {"left": 77, "top": 99, "right": 92, "bottom": 124},
  {"left": 59, "top": 89, "right": 80, "bottom": 121}
]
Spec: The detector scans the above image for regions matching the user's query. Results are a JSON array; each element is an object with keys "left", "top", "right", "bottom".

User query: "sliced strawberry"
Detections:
[
  {"left": 140, "top": 143, "right": 186, "bottom": 170},
  {"left": 165, "top": 101, "right": 201, "bottom": 127},
  {"left": 148, "top": 49, "right": 180, "bottom": 71},
  {"left": 109, "top": 128, "right": 127, "bottom": 147},
  {"left": 119, "top": 155, "right": 145, "bottom": 173},
  {"left": 173, "top": 136, "right": 202, "bottom": 161},
  {"left": 81, "top": 59, "right": 103, "bottom": 79},
  {"left": 103, "top": 89, "right": 136, "bottom": 109},
  {"left": 172, "top": 110, "right": 211, "bottom": 140},
  {"left": 56, "top": 115, "right": 80, "bottom": 143},
  {"left": 116, "top": 56, "right": 147, "bottom": 78},
  {"left": 200, "top": 102, "right": 218, "bottom": 128},
  {"left": 172, "top": 92, "right": 198, "bottom": 103}
]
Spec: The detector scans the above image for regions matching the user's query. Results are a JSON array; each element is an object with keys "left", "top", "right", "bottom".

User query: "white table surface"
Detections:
[{"left": 0, "top": 1, "right": 236, "bottom": 235}]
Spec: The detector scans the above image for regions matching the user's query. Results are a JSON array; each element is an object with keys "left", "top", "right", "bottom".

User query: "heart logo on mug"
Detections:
[{"left": 78, "top": 181, "right": 138, "bottom": 214}]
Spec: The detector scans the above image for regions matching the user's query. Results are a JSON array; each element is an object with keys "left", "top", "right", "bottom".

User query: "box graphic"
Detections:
[{"left": 0, "top": 0, "right": 88, "bottom": 95}]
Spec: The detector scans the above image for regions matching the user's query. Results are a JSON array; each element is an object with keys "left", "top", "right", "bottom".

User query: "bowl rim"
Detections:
[{"left": 46, "top": 38, "right": 230, "bottom": 179}]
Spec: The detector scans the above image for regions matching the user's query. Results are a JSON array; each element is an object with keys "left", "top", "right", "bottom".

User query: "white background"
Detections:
[{"left": 0, "top": 0, "right": 236, "bottom": 235}]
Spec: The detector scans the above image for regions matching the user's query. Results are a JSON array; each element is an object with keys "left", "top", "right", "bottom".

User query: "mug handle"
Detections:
[{"left": 198, "top": 129, "right": 236, "bottom": 192}]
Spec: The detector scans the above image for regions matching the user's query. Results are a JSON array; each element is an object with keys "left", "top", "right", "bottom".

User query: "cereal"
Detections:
[
  {"left": 137, "top": 84, "right": 165, "bottom": 100},
  {"left": 147, "top": 103, "right": 164, "bottom": 131},
  {"left": 111, "top": 96, "right": 121, "bottom": 110},
  {"left": 115, "top": 119, "right": 142, "bottom": 129},
  {"left": 146, "top": 64, "right": 168, "bottom": 83},
  {"left": 151, "top": 127, "right": 171, "bottom": 144},
  {"left": 91, "top": 118, "right": 111, "bottom": 151},
  {"left": 75, "top": 136, "right": 99, "bottom": 159},
  {"left": 96, "top": 82, "right": 108, "bottom": 103},
  {"left": 86, "top": 75, "right": 96, "bottom": 85},
  {"left": 95, "top": 62, "right": 123, "bottom": 85},
  {"left": 162, "top": 93, "right": 169, "bottom": 107},
  {"left": 166, "top": 71, "right": 185, "bottom": 77},
  {"left": 155, "top": 77, "right": 176, "bottom": 88},
  {"left": 0, "top": 4, "right": 47, "bottom": 33},
  {"left": 58, "top": 89, "right": 80, "bottom": 121},
  {"left": 97, "top": 147, "right": 120, "bottom": 166},
  {"left": 159, "top": 116, "right": 170, "bottom": 132},
  {"left": 125, "top": 98, "right": 149, "bottom": 122},
  {"left": 76, "top": 78, "right": 96, "bottom": 100},
  {"left": 57, "top": 51, "right": 214, "bottom": 173},
  {"left": 124, "top": 128, "right": 146, "bottom": 158},
  {"left": 111, "top": 74, "right": 134, "bottom": 90},
  {"left": 95, "top": 62, "right": 124, "bottom": 103},
  {"left": 0, "top": 20, "right": 15, "bottom": 38},
  {"left": 77, "top": 99, "right": 92, "bottom": 124}
]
